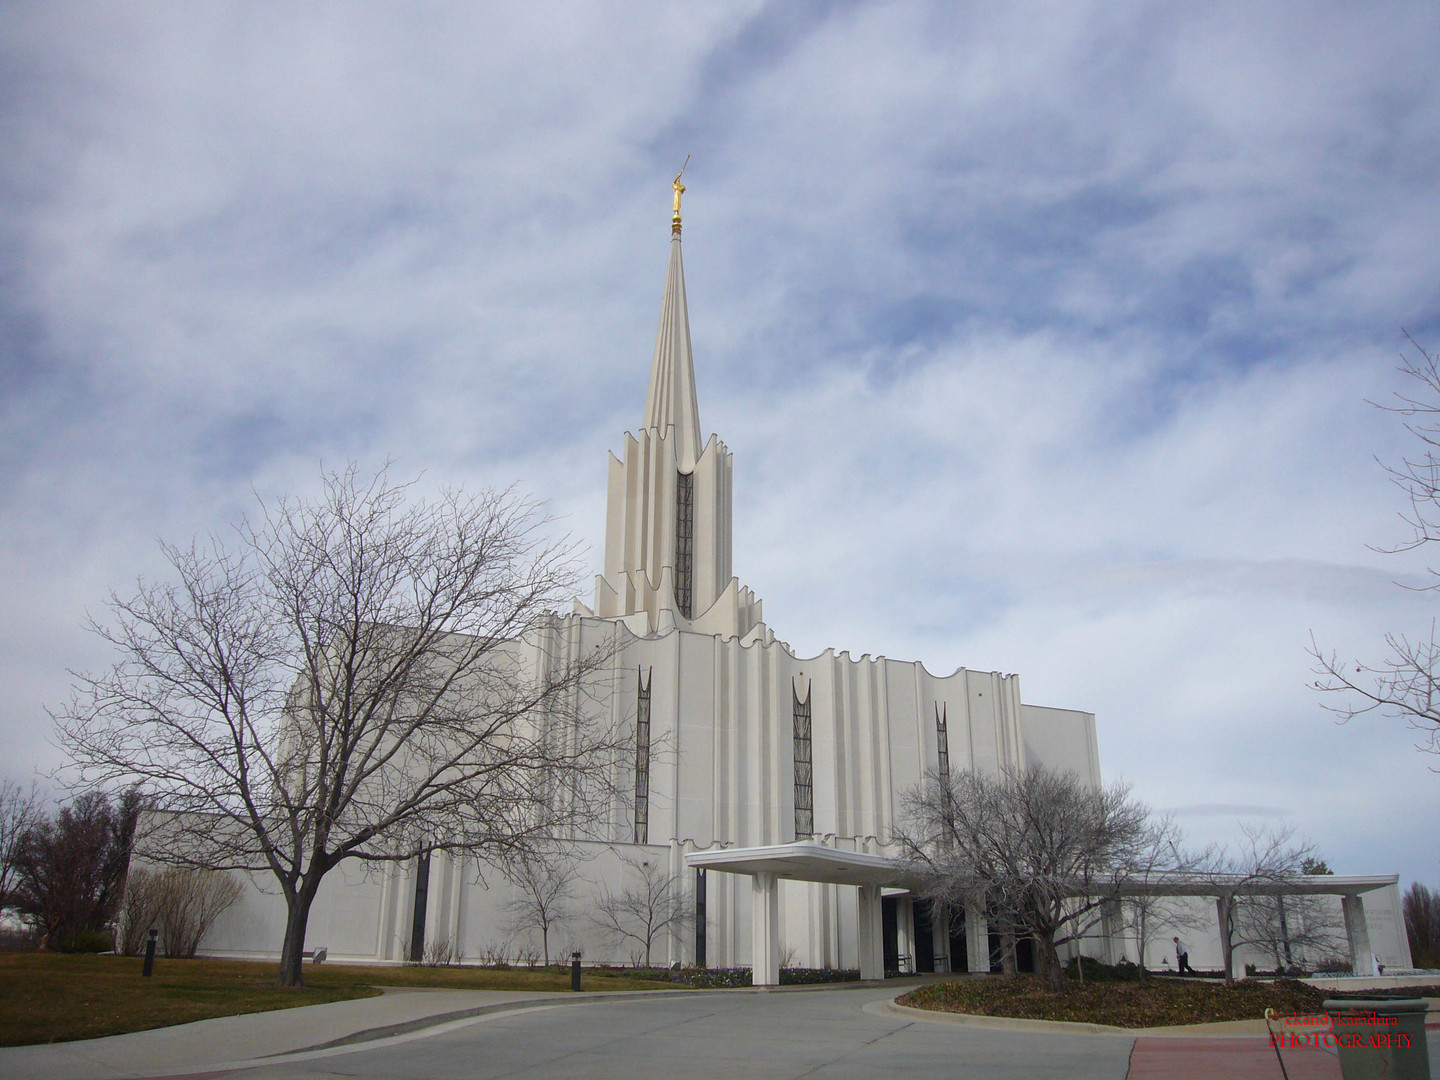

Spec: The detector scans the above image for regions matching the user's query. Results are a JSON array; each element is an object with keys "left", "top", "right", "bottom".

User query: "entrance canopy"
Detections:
[
  {"left": 685, "top": 843, "right": 1402, "bottom": 984},
  {"left": 685, "top": 843, "right": 910, "bottom": 985},
  {"left": 685, "top": 842, "right": 913, "bottom": 889},
  {"left": 1111, "top": 872, "right": 1398, "bottom": 898}
]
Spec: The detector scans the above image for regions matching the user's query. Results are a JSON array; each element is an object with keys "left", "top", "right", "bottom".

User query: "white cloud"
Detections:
[{"left": 2, "top": 1, "right": 1437, "bottom": 889}]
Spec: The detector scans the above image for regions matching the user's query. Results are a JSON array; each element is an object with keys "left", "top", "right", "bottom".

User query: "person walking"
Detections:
[{"left": 1173, "top": 937, "right": 1193, "bottom": 975}]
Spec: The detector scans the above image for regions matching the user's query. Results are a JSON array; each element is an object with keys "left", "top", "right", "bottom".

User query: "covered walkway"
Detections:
[{"left": 685, "top": 842, "right": 1402, "bottom": 985}]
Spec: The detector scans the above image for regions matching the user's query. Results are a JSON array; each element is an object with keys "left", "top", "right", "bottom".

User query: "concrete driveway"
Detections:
[{"left": 204, "top": 985, "right": 1134, "bottom": 1080}]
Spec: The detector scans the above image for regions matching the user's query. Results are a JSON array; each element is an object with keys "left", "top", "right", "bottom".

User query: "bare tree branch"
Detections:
[
  {"left": 501, "top": 848, "right": 582, "bottom": 967},
  {"left": 0, "top": 779, "right": 42, "bottom": 912},
  {"left": 895, "top": 765, "right": 1151, "bottom": 990},
  {"left": 57, "top": 464, "right": 625, "bottom": 985},
  {"left": 590, "top": 852, "right": 691, "bottom": 968},
  {"left": 1312, "top": 335, "right": 1440, "bottom": 762},
  {"left": 1116, "top": 814, "right": 1211, "bottom": 975},
  {"left": 1194, "top": 823, "right": 1344, "bottom": 982}
]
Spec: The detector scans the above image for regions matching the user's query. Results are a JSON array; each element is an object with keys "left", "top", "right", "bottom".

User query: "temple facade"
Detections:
[{"left": 193, "top": 203, "right": 1410, "bottom": 982}]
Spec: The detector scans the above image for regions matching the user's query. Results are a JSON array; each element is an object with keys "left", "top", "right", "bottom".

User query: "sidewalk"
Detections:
[
  {"left": 0, "top": 977, "right": 915, "bottom": 1080},
  {"left": 5, "top": 984, "right": 1437, "bottom": 1080},
  {"left": 0, "top": 986, "right": 577, "bottom": 1080}
]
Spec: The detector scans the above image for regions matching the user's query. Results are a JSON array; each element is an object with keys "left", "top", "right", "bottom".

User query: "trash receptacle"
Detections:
[{"left": 1322, "top": 998, "right": 1431, "bottom": 1080}]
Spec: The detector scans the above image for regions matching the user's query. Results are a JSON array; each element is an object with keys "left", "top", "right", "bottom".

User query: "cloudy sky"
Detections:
[{"left": 3, "top": 2, "right": 1438, "bottom": 893}]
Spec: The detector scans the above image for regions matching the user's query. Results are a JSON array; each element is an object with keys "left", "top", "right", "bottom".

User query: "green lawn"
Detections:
[
  {"left": 899, "top": 975, "right": 1440, "bottom": 1029},
  {"left": 0, "top": 953, "right": 680, "bottom": 1046}
]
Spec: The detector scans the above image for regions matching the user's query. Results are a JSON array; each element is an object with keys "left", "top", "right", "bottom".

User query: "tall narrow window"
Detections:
[
  {"left": 793, "top": 685, "right": 813, "bottom": 839},
  {"left": 633, "top": 668, "right": 652, "bottom": 844},
  {"left": 674, "top": 471, "right": 694, "bottom": 619},
  {"left": 409, "top": 853, "right": 431, "bottom": 963},
  {"left": 936, "top": 702, "right": 954, "bottom": 838},
  {"left": 935, "top": 703, "right": 950, "bottom": 783}
]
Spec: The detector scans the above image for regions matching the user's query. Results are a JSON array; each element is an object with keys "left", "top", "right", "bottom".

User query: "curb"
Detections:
[{"left": 884, "top": 997, "right": 1440, "bottom": 1038}]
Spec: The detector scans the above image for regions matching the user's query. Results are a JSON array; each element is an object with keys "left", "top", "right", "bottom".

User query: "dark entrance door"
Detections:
[
  {"left": 912, "top": 902, "right": 936, "bottom": 973},
  {"left": 881, "top": 896, "right": 899, "bottom": 975},
  {"left": 1015, "top": 936, "right": 1035, "bottom": 974},
  {"left": 948, "top": 908, "right": 967, "bottom": 973}
]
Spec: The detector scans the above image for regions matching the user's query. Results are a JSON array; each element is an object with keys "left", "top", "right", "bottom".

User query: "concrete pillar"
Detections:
[
  {"left": 965, "top": 906, "right": 989, "bottom": 973},
  {"left": 452, "top": 856, "right": 469, "bottom": 961},
  {"left": 931, "top": 904, "right": 951, "bottom": 974},
  {"left": 752, "top": 872, "right": 780, "bottom": 987},
  {"left": 1100, "top": 900, "right": 1120, "bottom": 965},
  {"left": 376, "top": 859, "right": 399, "bottom": 961},
  {"left": 857, "top": 884, "right": 884, "bottom": 980},
  {"left": 1342, "top": 895, "right": 1376, "bottom": 976}
]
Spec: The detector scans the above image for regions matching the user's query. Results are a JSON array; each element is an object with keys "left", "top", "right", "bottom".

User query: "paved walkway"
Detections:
[
  {"left": 0, "top": 987, "right": 571, "bottom": 1080},
  {"left": 1, "top": 983, "right": 1435, "bottom": 1080}
]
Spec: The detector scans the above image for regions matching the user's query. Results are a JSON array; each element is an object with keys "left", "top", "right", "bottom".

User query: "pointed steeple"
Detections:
[
  {"left": 642, "top": 234, "right": 703, "bottom": 469},
  {"left": 581, "top": 177, "right": 767, "bottom": 644}
]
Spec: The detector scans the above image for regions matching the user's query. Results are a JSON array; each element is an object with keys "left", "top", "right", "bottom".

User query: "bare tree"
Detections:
[
  {"left": 591, "top": 853, "right": 691, "bottom": 968},
  {"left": 1197, "top": 823, "right": 1344, "bottom": 982},
  {"left": 157, "top": 869, "right": 244, "bottom": 958},
  {"left": 895, "top": 765, "right": 1150, "bottom": 991},
  {"left": 1117, "top": 814, "right": 1210, "bottom": 976},
  {"left": 58, "top": 466, "right": 623, "bottom": 986},
  {"left": 1312, "top": 334, "right": 1440, "bottom": 759},
  {"left": 1403, "top": 881, "right": 1440, "bottom": 968},
  {"left": 12, "top": 787, "right": 143, "bottom": 949},
  {"left": 115, "top": 867, "right": 167, "bottom": 956},
  {"left": 0, "top": 779, "right": 41, "bottom": 912},
  {"left": 117, "top": 865, "right": 243, "bottom": 958},
  {"left": 501, "top": 849, "right": 581, "bottom": 967}
]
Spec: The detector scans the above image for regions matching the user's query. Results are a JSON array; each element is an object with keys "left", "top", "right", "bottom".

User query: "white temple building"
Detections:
[{"left": 197, "top": 195, "right": 1412, "bottom": 984}]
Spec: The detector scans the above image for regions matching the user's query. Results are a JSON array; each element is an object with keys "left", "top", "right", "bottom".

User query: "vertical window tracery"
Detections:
[
  {"left": 674, "top": 471, "right": 694, "bottom": 619},
  {"left": 936, "top": 703, "right": 950, "bottom": 783},
  {"left": 793, "top": 685, "right": 813, "bottom": 840},
  {"left": 633, "top": 668, "right": 652, "bottom": 844}
]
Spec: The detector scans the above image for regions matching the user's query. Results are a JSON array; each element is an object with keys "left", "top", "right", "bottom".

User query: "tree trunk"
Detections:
[
  {"left": 1037, "top": 932, "right": 1064, "bottom": 991},
  {"left": 1000, "top": 929, "right": 1017, "bottom": 976},
  {"left": 1217, "top": 892, "right": 1235, "bottom": 985},
  {"left": 541, "top": 925, "right": 549, "bottom": 968},
  {"left": 276, "top": 879, "right": 321, "bottom": 988},
  {"left": 1137, "top": 908, "right": 1149, "bottom": 978}
]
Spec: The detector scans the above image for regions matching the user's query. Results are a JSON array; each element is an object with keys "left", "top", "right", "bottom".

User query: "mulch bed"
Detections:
[{"left": 899, "top": 976, "right": 1342, "bottom": 1028}]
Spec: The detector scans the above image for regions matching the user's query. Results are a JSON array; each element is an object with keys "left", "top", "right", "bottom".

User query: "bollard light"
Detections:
[
  {"left": 570, "top": 951, "right": 582, "bottom": 992},
  {"left": 142, "top": 927, "right": 158, "bottom": 978}
]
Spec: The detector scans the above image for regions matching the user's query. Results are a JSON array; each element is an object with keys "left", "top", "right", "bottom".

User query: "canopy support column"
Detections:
[
  {"left": 752, "top": 871, "right": 780, "bottom": 987},
  {"left": 966, "top": 906, "right": 989, "bottom": 973},
  {"left": 1342, "top": 894, "right": 1375, "bottom": 976},
  {"left": 858, "top": 884, "right": 884, "bottom": 980}
]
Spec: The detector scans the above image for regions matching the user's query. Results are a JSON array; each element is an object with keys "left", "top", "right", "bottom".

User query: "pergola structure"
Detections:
[
  {"left": 686, "top": 842, "right": 1401, "bottom": 986},
  {"left": 1109, "top": 869, "right": 1401, "bottom": 980}
]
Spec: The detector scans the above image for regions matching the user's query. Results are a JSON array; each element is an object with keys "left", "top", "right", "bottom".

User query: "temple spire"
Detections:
[
  {"left": 586, "top": 171, "right": 766, "bottom": 642},
  {"left": 642, "top": 179, "right": 702, "bottom": 469}
]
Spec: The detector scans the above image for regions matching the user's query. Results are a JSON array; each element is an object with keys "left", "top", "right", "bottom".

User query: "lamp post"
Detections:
[
  {"left": 570, "top": 952, "right": 582, "bottom": 992},
  {"left": 142, "top": 928, "right": 158, "bottom": 977}
]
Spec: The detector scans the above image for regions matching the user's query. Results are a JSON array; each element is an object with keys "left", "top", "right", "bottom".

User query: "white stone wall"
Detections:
[{"left": 155, "top": 606, "right": 1101, "bottom": 970}]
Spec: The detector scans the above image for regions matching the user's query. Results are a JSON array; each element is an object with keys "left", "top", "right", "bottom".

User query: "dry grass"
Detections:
[{"left": 0, "top": 953, "right": 681, "bottom": 1046}]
